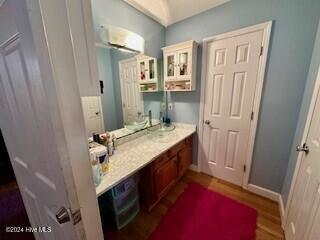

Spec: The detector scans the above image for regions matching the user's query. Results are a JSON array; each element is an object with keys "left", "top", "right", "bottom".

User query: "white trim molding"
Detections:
[
  {"left": 247, "top": 184, "right": 279, "bottom": 202},
  {"left": 279, "top": 194, "right": 286, "bottom": 229},
  {"left": 239, "top": 184, "right": 286, "bottom": 229},
  {"left": 197, "top": 21, "right": 273, "bottom": 190}
]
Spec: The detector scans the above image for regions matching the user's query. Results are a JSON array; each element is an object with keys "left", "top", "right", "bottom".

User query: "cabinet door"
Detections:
[
  {"left": 154, "top": 157, "right": 178, "bottom": 198},
  {"left": 177, "top": 48, "right": 192, "bottom": 80},
  {"left": 148, "top": 58, "right": 157, "bottom": 82},
  {"left": 178, "top": 146, "right": 192, "bottom": 178},
  {"left": 138, "top": 59, "right": 147, "bottom": 81},
  {"left": 164, "top": 51, "right": 177, "bottom": 81}
]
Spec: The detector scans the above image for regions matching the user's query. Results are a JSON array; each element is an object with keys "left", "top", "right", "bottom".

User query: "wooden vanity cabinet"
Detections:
[
  {"left": 139, "top": 135, "right": 193, "bottom": 211},
  {"left": 154, "top": 156, "right": 178, "bottom": 199},
  {"left": 178, "top": 143, "right": 192, "bottom": 178}
]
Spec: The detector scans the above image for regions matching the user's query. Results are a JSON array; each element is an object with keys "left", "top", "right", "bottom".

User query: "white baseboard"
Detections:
[
  {"left": 189, "top": 164, "right": 200, "bottom": 172},
  {"left": 247, "top": 184, "right": 287, "bottom": 229},
  {"left": 247, "top": 184, "right": 280, "bottom": 202},
  {"left": 278, "top": 195, "right": 286, "bottom": 229}
]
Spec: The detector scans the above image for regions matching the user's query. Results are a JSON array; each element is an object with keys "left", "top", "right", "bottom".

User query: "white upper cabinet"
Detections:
[
  {"left": 162, "top": 40, "right": 198, "bottom": 91},
  {"left": 137, "top": 55, "right": 162, "bottom": 92}
]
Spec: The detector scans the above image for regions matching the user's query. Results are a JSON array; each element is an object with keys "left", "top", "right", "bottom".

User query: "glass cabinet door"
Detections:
[
  {"left": 165, "top": 53, "right": 176, "bottom": 80},
  {"left": 138, "top": 60, "right": 146, "bottom": 81},
  {"left": 177, "top": 49, "right": 191, "bottom": 79},
  {"left": 148, "top": 58, "right": 155, "bottom": 81}
]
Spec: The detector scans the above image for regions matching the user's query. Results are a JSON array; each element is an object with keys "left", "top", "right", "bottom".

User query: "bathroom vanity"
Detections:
[
  {"left": 95, "top": 123, "right": 196, "bottom": 205},
  {"left": 139, "top": 134, "right": 193, "bottom": 211}
]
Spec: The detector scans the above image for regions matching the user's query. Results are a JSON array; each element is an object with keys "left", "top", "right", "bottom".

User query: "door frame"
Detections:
[
  {"left": 197, "top": 21, "right": 272, "bottom": 189},
  {"left": 284, "top": 66, "right": 320, "bottom": 229}
]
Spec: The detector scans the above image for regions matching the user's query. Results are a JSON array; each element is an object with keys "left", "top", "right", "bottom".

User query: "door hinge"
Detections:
[
  {"left": 260, "top": 46, "right": 264, "bottom": 56},
  {"left": 250, "top": 111, "right": 254, "bottom": 120},
  {"left": 243, "top": 165, "right": 246, "bottom": 172}
]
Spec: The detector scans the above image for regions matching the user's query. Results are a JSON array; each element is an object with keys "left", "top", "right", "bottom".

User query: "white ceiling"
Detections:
[{"left": 125, "top": 0, "right": 230, "bottom": 27}]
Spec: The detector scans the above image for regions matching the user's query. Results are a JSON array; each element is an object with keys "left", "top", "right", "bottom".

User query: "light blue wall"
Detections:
[
  {"left": 92, "top": 0, "right": 165, "bottom": 58},
  {"left": 165, "top": 0, "right": 320, "bottom": 192},
  {"left": 143, "top": 92, "right": 163, "bottom": 120},
  {"left": 96, "top": 47, "right": 120, "bottom": 131},
  {"left": 281, "top": 21, "right": 320, "bottom": 206}
]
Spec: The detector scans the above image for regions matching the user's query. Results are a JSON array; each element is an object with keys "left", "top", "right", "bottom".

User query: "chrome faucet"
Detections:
[
  {"left": 138, "top": 110, "right": 152, "bottom": 126},
  {"left": 159, "top": 111, "right": 163, "bottom": 128},
  {"left": 148, "top": 110, "right": 152, "bottom": 126}
]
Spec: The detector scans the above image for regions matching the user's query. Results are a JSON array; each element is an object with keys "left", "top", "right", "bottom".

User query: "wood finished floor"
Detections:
[{"left": 103, "top": 170, "right": 285, "bottom": 240}]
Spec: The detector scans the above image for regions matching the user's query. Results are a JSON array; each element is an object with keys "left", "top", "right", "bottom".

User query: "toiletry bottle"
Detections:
[
  {"left": 90, "top": 152, "right": 102, "bottom": 186},
  {"left": 107, "top": 138, "right": 114, "bottom": 156},
  {"left": 93, "top": 133, "right": 100, "bottom": 143},
  {"left": 112, "top": 134, "right": 117, "bottom": 150},
  {"left": 100, "top": 153, "right": 109, "bottom": 174}
]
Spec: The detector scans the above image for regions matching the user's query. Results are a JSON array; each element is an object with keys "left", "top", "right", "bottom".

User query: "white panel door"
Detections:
[
  {"left": 81, "top": 96, "right": 104, "bottom": 137},
  {"left": 285, "top": 68, "right": 320, "bottom": 240},
  {"left": 119, "top": 58, "right": 144, "bottom": 123},
  {"left": 202, "top": 30, "right": 263, "bottom": 185},
  {"left": 0, "top": 0, "right": 102, "bottom": 239}
]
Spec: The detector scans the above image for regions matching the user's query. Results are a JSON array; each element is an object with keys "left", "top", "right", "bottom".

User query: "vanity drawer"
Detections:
[{"left": 154, "top": 152, "right": 169, "bottom": 169}]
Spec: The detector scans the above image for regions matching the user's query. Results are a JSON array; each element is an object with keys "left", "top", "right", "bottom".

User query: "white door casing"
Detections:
[
  {"left": 119, "top": 58, "right": 144, "bottom": 123},
  {"left": 0, "top": 0, "right": 103, "bottom": 239},
  {"left": 198, "top": 22, "right": 272, "bottom": 187},
  {"left": 285, "top": 67, "right": 320, "bottom": 240},
  {"left": 81, "top": 96, "right": 105, "bottom": 137}
]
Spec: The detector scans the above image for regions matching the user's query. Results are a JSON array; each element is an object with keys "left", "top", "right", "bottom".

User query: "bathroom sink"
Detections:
[
  {"left": 147, "top": 124, "right": 177, "bottom": 143},
  {"left": 148, "top": 124, "right": 175, "bottom": 137},
  {"left": 124, "top": 119, "right": 148, "bottom": 131}
]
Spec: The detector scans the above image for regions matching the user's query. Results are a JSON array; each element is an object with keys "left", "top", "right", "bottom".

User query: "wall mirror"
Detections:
[{"left": 81, "top": 22, "right": 164, "bottom": 139}]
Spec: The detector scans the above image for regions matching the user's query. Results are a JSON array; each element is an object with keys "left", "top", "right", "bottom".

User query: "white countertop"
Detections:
[{"left": 96, "top": 123, "right": 196, "bottom": 197}]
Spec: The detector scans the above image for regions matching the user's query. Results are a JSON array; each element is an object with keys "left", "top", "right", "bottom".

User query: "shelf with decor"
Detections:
[{"left": 162, "top": 40, "right": 198, "bottom": 92}]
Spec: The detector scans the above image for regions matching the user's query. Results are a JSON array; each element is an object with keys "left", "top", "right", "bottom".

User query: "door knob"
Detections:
[
  {"left": 56, "top": 207, "right": 70, "bottom": 224},
  {"left": 204, "top": 120, "right": 211, "bottom": 125},
  {"left": 296, "top": 143, "right": 309, "bottom": 154},
  {"left": 95, "top": 112, "right": 100, "bottom": 115}
]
